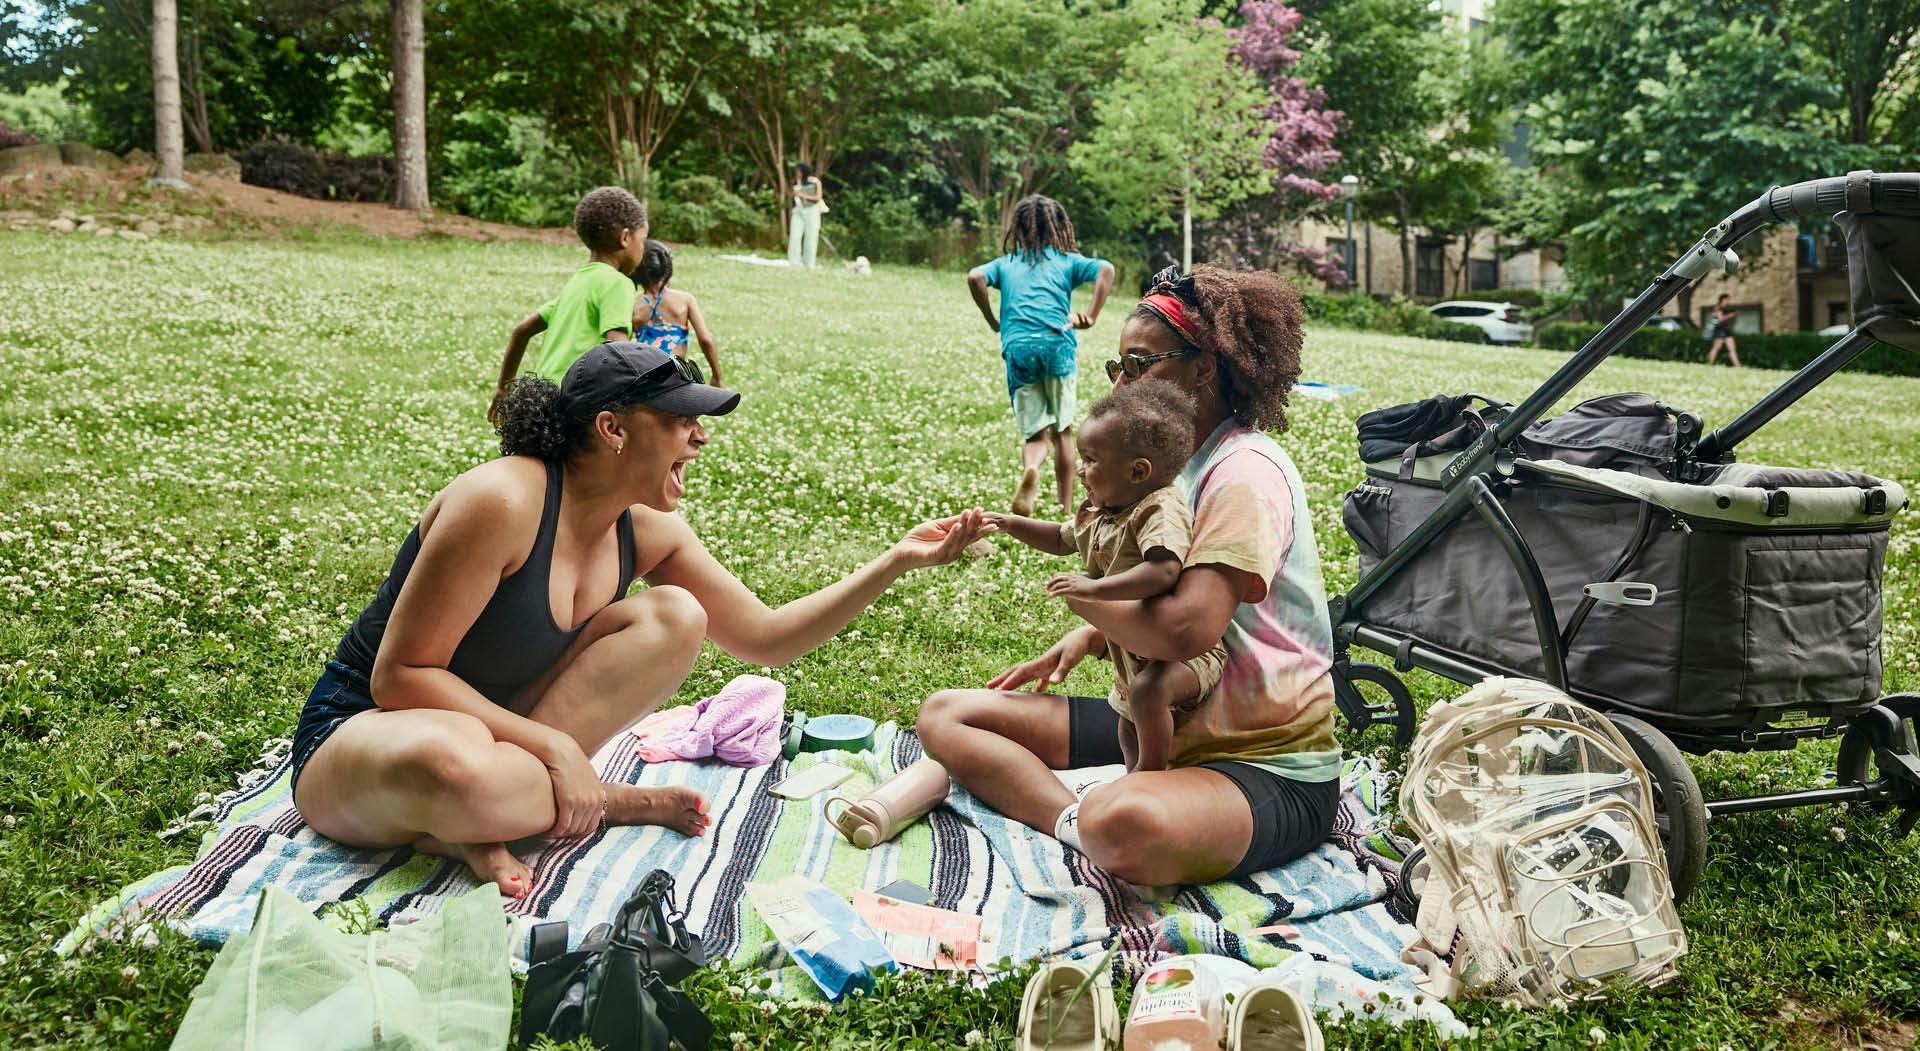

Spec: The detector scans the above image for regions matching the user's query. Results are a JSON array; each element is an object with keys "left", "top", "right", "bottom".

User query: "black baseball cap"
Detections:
[{"left": 561, "top": 341, "right": 740, "bottom": 417}]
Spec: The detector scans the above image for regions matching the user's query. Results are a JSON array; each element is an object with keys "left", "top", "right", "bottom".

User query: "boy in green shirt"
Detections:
[{"left": 489, "top": 187, "right": 649, "bottom": 422}]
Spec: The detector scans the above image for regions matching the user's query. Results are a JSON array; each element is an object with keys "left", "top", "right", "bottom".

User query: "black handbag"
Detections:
[{"left": 518, "top": 869, "right": 714, "bottom": 1051}]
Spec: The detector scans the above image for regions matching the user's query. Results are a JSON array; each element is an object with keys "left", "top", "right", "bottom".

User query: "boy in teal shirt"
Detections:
[
  {"left": 968, "top": 194, "right": 1114, "bottom": 516},
  {"left": 489, "top": 187, "right": 649, "bottom": 422}
]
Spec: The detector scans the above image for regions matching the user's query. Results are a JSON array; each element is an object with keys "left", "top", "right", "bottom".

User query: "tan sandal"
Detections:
[
  {"left": 1225, "top": 979, "right": 1321, "bottom": 1051},
  {"left": 1018, "top": 960, "right": 1118, "bottom": 1051}
]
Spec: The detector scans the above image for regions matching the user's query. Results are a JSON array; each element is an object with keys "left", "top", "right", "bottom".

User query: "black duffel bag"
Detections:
[{"left": 518, "top": 869, "right": 713, "bottom": 1051}]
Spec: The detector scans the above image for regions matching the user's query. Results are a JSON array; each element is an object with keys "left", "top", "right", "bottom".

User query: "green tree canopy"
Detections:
[
  {"left": 30, "top": 0, "right": 347, "bottom": 153},
  {"left": 1069, "top": 16, "right": 1274, "bottom": 270},
  {"left": 1494, "top": 0, "right": 1879, "bottom": 305},
  {"left": 885, "top": 0, "right": 1162, "bottom": 237}
]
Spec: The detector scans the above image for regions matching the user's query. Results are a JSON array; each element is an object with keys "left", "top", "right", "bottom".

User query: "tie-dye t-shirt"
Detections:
[{"left": 1168, "top": 420, "right": 1340, "bottom": 782}]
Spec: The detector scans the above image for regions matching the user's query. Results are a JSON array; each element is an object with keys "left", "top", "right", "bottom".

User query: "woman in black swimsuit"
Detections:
[{"left": 291, "top": 342, "right": 988, "bottom": 895}]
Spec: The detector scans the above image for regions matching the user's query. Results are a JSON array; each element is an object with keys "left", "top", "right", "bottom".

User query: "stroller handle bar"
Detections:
[{"left": 1764, "top": 171, "right": 1920, "bottom": 222}]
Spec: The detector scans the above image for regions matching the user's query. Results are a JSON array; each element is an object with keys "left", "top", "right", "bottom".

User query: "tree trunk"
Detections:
[
  {"left": 390, "top": 0, "right": 430, "bottom": 211},
  {"left": 1454, "top": 230, "right": 1476, "bottom": 296},
  {"left": 150, "top": 0, "right": 186, "bottom": 186},
  {"left": 1397, "top": 196, "right": 1413, "bottom": 299},
  {"left": 1181, "top": 166, "right": 1194, "bottom": 272},
  {"left": 183, "top": 24, "right": 213, "bottom": 154}
]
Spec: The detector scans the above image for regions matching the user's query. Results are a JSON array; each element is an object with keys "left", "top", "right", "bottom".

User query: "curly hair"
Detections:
[
  {"left": 494, "top": 375, "right": 644, "bottom": 461},
  {"left": 1003, "top": 194, "right": 1077, "bottom": 264},
  {"left": 1084, "top": 378, "right": 1198, "bottom": 484},
  {"left": 1128, "top": 265, "right": 1305, "bottom": 433},
  {"left": 573, "top": 186, "right": 647, "bottom": 253},
  {"left": 634, "top": 239, "right": 674, "bottom": 290}
]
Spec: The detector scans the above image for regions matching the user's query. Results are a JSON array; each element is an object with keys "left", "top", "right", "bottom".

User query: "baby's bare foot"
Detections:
[
  {"left": 606, "top": 785, "right": 710, "bottom": 836},
  {"left": 413, "top": 835, "right": 533, "bottom": 898}
]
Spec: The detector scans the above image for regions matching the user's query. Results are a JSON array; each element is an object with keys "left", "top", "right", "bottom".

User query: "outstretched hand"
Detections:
[
  {"left": 893, "top": 508, "right": 993, "bottom": 570},
  {"left": 987, "top": 625, "right": 1099, "bottom": 693}
]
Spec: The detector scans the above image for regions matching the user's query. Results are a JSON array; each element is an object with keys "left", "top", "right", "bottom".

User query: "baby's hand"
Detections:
[{"left": 1046, "top": 573, "right": 1094, "bottom": 599}]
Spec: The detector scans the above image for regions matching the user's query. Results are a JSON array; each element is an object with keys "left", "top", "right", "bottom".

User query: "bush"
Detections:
[
  {"left": 0, "top": 119, "right": 35, "bottom": 149},
  {"left": 651, "top": 175, "right": 765, "bottom": 247},
  {"left": 0, "top": 79, "right": 95, "bottom": 145},
  {"left": 1300, "top": 290, "right": 1485, "bottom": 343},
  {"left": 436, "top": 111, "right": 589, "bottom": 227},
  {"left": 1534, "top": 321, "right": 1920, "bottom": 377},
  {"left": 1428, "top": 318, "right": 1488, "bottom": 343},
  {"left": 235, "top": 138, "right": 395, "bottom": 202},
  {"left": 832, "top": 185, "right": 981, "bottom": 267}
]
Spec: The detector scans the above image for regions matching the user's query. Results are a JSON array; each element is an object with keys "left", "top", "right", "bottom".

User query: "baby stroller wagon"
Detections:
[{"left": 1330, "top": 171, "right": 1920, "bottom": 900}]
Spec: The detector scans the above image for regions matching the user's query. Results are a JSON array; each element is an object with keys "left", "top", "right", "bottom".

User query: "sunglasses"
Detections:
[
  {"left": 636, "top": 353, "right": 705, "bottom": 388},
  {"left": 604, "top": 353, "right": 708, "bottom": 412},
  {"left": 1103, "top": 348, "right": 1195, "bottom": 383}
]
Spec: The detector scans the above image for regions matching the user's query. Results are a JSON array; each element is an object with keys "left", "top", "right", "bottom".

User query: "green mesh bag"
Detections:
[{"left": 171, "top": 885, "right": 511, "bottom": 1051}]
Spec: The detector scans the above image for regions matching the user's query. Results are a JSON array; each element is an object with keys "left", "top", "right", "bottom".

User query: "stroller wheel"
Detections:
[
  {"left": 1837, "top": 700, "right": 1920, "bottom": 815},
  {"left": 1605, "top": 713, "right": 1709, "bottom": 903},
  {"left": 1335, "top": 662, "right": 1419, "bottom": 747}
]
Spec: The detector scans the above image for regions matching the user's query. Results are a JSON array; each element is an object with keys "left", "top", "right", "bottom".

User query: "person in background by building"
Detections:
[
  {"left": 967, "top": 195, "right": 1115, "bottom": 517},
  {"left": 787, "top": 163, "right": 825, "bottom": 269},
  {"left": 1706, "top": 294, "right": 1741, "bottom": 367}
]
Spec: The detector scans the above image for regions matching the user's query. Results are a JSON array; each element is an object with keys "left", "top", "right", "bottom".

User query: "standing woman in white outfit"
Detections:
[{"left": 788, "top": 162, "right": 825, "bottom": 269}]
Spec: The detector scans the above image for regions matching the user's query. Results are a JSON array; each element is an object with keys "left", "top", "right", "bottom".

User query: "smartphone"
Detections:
[{"left": 769, "top": 762, "right": 854, "bottom": 800}]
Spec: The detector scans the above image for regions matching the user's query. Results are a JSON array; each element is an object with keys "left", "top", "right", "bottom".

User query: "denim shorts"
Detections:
[
  {"left": 1064, "top": 695, "right": 1339, "bottom": 879},
  {"left": 289, "top": 661, "right": 379, "bottom": 792}
]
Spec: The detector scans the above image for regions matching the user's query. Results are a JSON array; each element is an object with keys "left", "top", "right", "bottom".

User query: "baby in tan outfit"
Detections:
[{"left": 987, "top": 379, "right": 1228, "bottom": 771}]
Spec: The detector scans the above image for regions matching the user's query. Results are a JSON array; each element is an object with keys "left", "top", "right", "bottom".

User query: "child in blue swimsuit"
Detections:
[{"left": 632, "top": 240, "right": 725, "bottom": 387}]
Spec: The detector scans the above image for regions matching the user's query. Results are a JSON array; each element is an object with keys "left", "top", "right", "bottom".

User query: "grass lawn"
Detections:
[{"left": 2, "top": 230, "right": 1916, "bottom": 1049}]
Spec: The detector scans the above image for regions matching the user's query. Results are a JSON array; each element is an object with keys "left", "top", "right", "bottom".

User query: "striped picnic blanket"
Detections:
[{"left": 62, "top": 723, "right": 1420, "bottom": 995}]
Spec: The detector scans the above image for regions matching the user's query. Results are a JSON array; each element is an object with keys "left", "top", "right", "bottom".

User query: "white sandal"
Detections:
[
  {"left": 1018, "top": 960, "right": 1118, "bottom": 1051},
  {"left": 1225, "top": 978, "right": 1322, "bottom": 1051}
]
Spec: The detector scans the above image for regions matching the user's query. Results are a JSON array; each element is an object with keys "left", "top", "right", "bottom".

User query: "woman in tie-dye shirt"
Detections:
[{"left": 919, "top": 265, "right": 1337, "bottom": 888}]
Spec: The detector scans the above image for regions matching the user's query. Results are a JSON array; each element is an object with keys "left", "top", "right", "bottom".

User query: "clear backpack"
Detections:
[{"left": 1399, "top": 677, "right": 1687, "bottom": 1005}]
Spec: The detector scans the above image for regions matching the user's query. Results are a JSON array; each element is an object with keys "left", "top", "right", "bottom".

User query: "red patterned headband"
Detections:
[{"left": 1140, "top": 292, "right": 1200, "bottom": 346}]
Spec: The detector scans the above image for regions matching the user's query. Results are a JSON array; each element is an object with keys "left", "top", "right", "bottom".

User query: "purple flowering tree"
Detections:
[{"left": 1215, "top": 0, "right": 1349, "bottom": 285}]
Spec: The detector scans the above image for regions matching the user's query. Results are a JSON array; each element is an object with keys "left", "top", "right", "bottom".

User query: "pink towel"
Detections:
[
  {"left": 647, "top": 674, "right": 787, "bottom": 766},
  {"left": 629, "top": 704, "right": 700, "bottom": 763}
]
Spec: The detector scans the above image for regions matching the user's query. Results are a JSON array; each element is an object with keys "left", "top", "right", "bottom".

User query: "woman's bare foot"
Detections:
[
  {"left": 1011, "top": 465, "right": 1041, "bottom": 517},
  {"left": 606, "top": 785, "right": 711, "bottom": 836},
  {"left": 413, "top": 835, "right": 533, "bottom": 898}
]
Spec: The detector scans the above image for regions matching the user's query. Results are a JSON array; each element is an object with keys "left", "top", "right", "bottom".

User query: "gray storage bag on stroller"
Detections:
[{"left": 1344, "top": 392, "right": 1909, "bottom": 732}]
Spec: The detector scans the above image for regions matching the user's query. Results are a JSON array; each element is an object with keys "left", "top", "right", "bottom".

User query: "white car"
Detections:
[{"left": 1428, "top": 301, "right": 1534, "bottom": 345}]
